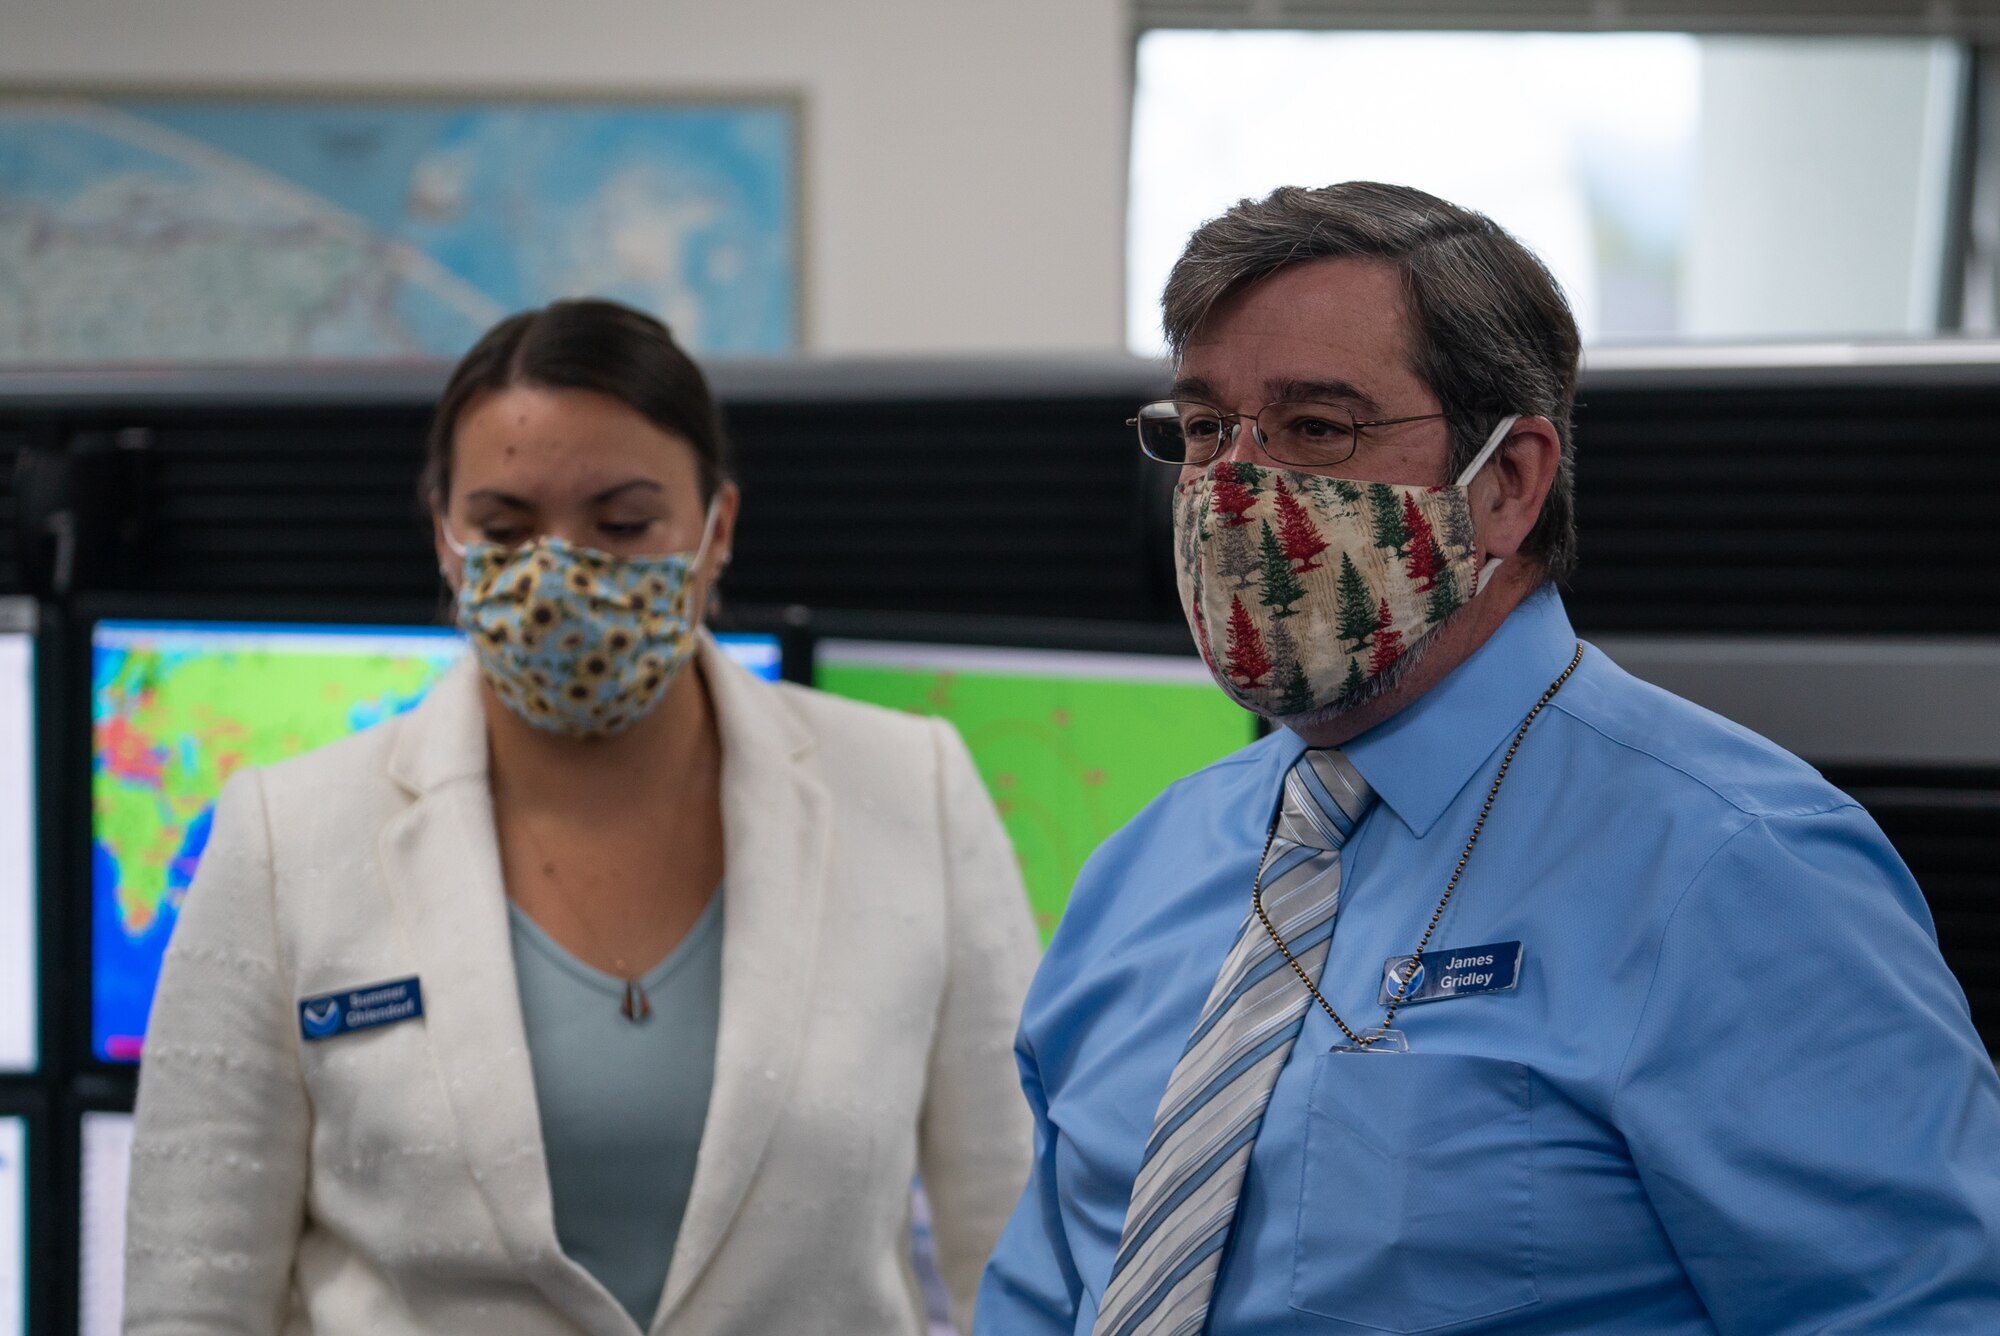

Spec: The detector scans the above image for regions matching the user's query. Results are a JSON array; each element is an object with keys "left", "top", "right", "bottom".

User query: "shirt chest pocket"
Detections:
[{"left": 1291, "top": 1052, "right": 1538, "bottom": 1333}]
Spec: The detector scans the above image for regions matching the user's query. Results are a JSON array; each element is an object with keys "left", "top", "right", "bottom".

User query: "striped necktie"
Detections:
[{"left": 1093, "top": 748, "right": 1376, "bottom": 1336}]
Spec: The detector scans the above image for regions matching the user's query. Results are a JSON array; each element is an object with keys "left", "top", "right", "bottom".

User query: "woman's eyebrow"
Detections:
[
  {"left": 462, "top": 489, "right": 532, "bottom": 508},
  {"left": 589, "top": 479, "right": 665, "bottom": 504}
]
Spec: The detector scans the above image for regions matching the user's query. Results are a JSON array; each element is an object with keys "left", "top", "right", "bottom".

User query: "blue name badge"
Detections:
[
  {"left": 1378, "top": 942, "right": 1523, "bottom": 1008},
  {"left": 297, "top": 977, "right": 424, "bottom": 1042}
]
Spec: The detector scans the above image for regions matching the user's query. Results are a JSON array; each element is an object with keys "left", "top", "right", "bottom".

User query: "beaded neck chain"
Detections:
[{"left": 1252, "top": 642, "right": 1584, "bottom": 1051}]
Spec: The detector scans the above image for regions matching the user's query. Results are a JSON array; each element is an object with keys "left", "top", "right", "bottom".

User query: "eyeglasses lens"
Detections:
[
  {"left": 1259, "top": 403, "right": 1359, "bottom": 468},
  {"left": 1134, "top": 400, "right": 1360, "bottom": 468},
  {"left": 1134, "top": 401, "right": 1198, "bottom": 463}
]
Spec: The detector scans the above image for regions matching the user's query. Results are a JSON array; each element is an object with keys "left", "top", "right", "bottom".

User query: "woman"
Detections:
[{"left": 124, "top": 299, "right": 1041, "bottom": 1336}]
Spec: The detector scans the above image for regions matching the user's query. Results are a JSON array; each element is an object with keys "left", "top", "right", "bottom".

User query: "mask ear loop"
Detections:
[
  {"left": 690, "top": 495, "right": 725, "bottom": 573},
  {"left": 1454, "top": 414, "right": 1520, "bottom": 596},
  {"left": 438, "top": 518, "right": 476, "bottom": 591}
]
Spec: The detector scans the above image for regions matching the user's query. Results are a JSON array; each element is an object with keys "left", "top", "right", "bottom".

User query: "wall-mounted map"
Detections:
[{"left": 0, "top": 95, "right": 798, "bottom": 361}]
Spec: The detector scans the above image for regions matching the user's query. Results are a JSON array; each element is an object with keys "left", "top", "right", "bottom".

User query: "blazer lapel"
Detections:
[
  {"left": 378, "top": 660, "right": 633, "bottom": 1335},
  {"left": 653, "top": 636, "right": 832, "bottom": 1330}
]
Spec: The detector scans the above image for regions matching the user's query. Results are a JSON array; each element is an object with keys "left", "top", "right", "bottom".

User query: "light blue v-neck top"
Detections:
[{"left": 509, "top": 889, "right": 724, "bottom": 1331}]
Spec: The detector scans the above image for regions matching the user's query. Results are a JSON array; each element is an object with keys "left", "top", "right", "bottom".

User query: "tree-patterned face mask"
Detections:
[
  {"left": 445, "top": 504, "right": 719, "bottom": 738},
  {"left": 1172, "top": 416, "right": 1517, "bottom": 719}
]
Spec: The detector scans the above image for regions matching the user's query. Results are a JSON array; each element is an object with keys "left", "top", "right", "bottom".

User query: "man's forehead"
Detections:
[
  {"left": 1169, "top": 373, "right": 1389, "bottom": 417},
  {"left": 1183, "top": 254, "right": 1409, "bottom": 345},
  {"left": 1173, "top": 257, "right": 1419, "bottom": 411}
]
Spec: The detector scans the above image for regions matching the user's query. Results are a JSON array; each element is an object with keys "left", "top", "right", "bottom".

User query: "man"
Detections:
[{"left": 976, "top": 182, "right": 2000, "bottom": 1335}]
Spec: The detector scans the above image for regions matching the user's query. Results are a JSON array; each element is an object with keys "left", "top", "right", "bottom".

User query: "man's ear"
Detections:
[{"left": 1470, "top": 416, "right": 1560, "bottom": 561}]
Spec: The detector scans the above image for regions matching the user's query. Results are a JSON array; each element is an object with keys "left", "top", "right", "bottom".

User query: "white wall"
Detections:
[{"left": 0, "top": 0, "right": 1132, "bottom": 355}]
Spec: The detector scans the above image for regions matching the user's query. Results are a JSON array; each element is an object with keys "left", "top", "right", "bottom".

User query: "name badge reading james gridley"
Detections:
[
  {"left": 298, "top": 977, "right": 424, "bottom": 1042},
  {"left": 1378, "top": 942, "right": 1524, "bottom": 1008}
]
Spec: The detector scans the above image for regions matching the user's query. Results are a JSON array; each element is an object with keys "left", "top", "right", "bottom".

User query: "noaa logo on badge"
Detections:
[
  {"left": 1385, "top": 957, "right": 1424, "bottom": 993},
  {"left": 299, "top": 976, "right": 424, "bottom": 1042},
  {"left": 301, "top": 998, "right": 344, "bottom": 1039}
]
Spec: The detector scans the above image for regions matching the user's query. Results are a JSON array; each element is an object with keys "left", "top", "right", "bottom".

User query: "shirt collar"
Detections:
[{"left": 1338, "top": 585, "right": 1579, "bottom": 838}]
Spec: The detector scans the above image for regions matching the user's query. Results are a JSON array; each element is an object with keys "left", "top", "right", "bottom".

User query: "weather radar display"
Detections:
[
  {"left": 91, "top": 621, "right": 465, "bottom": 1061},
  {"left": 89, "top": 621, "right": 781, "bottom": 1060},
  {"left": 816, "top": 642, "right": 1255, "bottom": 940}
]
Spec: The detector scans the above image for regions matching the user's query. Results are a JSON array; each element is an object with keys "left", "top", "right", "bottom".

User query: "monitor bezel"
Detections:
[{"left": 804, "top": 607, "right": 1203, "bottom": 663}]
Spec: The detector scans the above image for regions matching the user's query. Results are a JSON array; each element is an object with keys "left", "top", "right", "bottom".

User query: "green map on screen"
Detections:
[
  {"left": 816, "top": 642, "right": 1256, "bottom": 940},
  {"left": 92, "top": 621, "right": 465, "bottom": 1059}
]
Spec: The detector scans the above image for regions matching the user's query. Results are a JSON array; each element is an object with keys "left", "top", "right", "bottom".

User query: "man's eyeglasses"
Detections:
[{"left": 1129, "top": 399, "right": 1446, "bottom": 469}]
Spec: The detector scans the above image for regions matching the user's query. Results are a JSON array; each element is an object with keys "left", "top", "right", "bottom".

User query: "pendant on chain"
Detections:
[{"left": 621, "top": 980, "right": 652, "bottom": 1023}]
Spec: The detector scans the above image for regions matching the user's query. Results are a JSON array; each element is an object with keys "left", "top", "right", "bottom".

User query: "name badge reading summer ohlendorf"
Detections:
[
  {"left": 1378, "top": 942, "right": 1524, "bottom": 1007},
  {"left": 298, "top": 977, "right": 425, "bottom": 1042}
]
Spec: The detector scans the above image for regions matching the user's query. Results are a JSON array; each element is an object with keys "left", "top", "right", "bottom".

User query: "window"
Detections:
[{"left": 1128, "top": 30, "right": 1969, "bottom": 352}]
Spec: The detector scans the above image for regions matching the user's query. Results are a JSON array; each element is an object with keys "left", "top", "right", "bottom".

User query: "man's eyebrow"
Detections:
[
  {"left": 1165, "top": 376, "right": 1390, "bottom": 417},
  {"left": 1269, "top": 378, "right": 1386, "bottom": 417},
  {"left": 588, "top": 479, "right": 664, "bottom": 505}
]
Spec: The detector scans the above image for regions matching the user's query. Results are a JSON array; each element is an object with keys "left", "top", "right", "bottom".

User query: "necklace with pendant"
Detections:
[
  {"left": 510, "top": 812, "right": 655, "bottom": 1024},
  {"left": 1253, "top": 642, "right": 1583, "bottom": 1052}
]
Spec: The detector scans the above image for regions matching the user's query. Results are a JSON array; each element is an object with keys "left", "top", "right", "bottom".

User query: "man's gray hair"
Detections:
[{"left": 1163, "top": 182, "right": 1582, "bottom": 583}]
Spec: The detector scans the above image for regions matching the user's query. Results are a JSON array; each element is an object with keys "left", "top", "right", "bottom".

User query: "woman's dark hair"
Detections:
[{"left": 422, "top": 298, "right": 732, "bottom": 509}]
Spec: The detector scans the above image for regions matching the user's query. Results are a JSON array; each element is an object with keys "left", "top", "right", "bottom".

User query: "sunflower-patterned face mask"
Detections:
[{"left": 447, "top": 504, "right": 719, "bottom": 738}]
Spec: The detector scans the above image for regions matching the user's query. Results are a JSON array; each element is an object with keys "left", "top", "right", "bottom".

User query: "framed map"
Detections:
[{"left": 0, "top": 93, "right": 800, "bottom": 361}]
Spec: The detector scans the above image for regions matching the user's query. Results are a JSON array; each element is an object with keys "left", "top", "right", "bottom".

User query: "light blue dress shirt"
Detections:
[{"left": 978, "top": 588, "right": 2000, "bottom": 1334}]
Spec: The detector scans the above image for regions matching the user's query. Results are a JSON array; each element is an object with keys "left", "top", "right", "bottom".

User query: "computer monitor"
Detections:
[
  {"left": 814, "top": 637, "right": 1256, "bottom": 940},
  {"left": 713, "top": 631, "right": 784, "bottom": 683},
  {"left": 89, "top": 618, "right": 784, "bottom": 1061},
  {"left": 0, "top": 1115, "right": 24, "bottom": 1336},
  {"left": 78, "top": 1111, "right": 131, "bottom": 1336},
  {"left": 0, "top": 601, "right": 37, "bottom": 1074},
  {"left": 90, "top": 619, "right": 466, "bottom": 1061}
]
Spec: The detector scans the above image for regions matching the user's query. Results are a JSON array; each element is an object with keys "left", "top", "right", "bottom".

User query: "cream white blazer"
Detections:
[{"left": 124, "top": 635, "right": 1040, "bottom": 1336}]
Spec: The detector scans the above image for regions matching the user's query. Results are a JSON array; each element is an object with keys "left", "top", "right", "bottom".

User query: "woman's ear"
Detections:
[
  {"left": 432, "top": 501, "right": 463, "bottom": 594},
  {"left": 704, "top": 481, "right": 742, "bottom": 582},
  {"left": 688, "top": 482, "right": 742, "bottom": 629}
]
